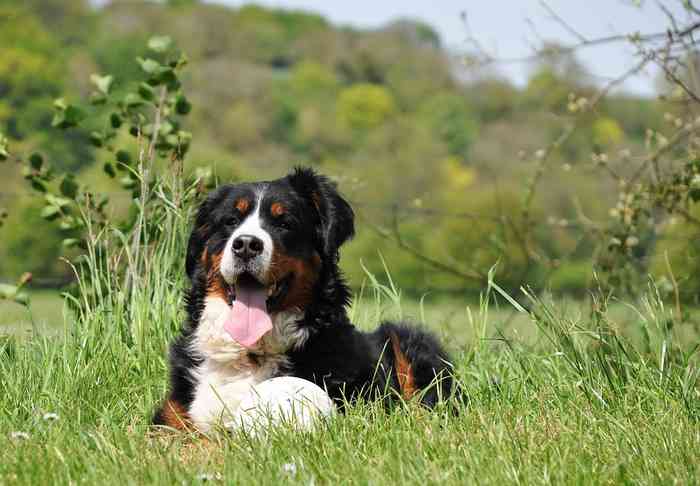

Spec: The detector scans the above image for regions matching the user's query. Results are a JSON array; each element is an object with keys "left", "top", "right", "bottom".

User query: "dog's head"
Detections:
[{"left": 186, "top": 167, "right": 354, "bottom": 349}]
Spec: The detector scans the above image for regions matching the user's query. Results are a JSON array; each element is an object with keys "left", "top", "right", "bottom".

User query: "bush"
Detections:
[
  {"left": 419, "top": 93, "right": 478, "bottom": 159},
  {"left": 337, "top": 83, "right": 396, "bottom": 131}
]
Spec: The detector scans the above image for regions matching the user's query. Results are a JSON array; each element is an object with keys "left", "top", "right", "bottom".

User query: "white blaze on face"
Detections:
[{"left": 220, "top": 191, "right": 273, "bottom": 284}]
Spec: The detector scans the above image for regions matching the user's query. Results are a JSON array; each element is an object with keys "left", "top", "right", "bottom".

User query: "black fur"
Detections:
[{"left": 153, "top": 168, "right": 455, "bottom": 426}]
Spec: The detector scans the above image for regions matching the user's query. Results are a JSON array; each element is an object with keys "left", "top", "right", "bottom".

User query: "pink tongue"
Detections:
[{"left": 224, "top": 284, "right": 273, "bottom": 348}]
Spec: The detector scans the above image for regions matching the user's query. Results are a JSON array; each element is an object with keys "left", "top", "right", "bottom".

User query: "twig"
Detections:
[
  {"left": 466, "top": 21, "right": 700, "bottom": 67},
  {"left": 363, "top": 215, "right": 484, "bottom": 283},
  {"left": 657, "top": 60, "right": 700, "bottom": 103},
  {"left": 540, "top": 1, "right": 588, "bottom": 43},
  {"left": 629, "top": 124, "right": 693, "bottom": 184}
]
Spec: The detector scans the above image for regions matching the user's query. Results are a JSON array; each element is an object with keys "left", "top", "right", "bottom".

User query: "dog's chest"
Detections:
[
  {"left": 187, "top": 297, "right": 299, "bottom": 430},
  {"left": 188, "top": 363, "right": 261, "bottom": 431}
]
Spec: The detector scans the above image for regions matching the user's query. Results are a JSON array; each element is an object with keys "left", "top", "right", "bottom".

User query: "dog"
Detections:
[{"left": 153, "top": 167, "right": 454, "bottom": 431}]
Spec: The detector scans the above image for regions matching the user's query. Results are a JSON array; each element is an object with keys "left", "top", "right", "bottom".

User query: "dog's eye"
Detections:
[{"left": 224, "top": 215, "right": 240, "bottom": 227}]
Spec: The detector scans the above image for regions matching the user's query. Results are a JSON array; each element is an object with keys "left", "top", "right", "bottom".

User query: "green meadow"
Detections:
[{"left": 1, "top": 272, "right": 698, "bottom": 485}]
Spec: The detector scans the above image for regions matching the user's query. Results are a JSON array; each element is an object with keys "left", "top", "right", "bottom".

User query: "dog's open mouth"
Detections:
[
  {"left": 225, "top": 273, "right": 292, "bottom": 310},
  {"left": 223, "top": 272, "right": 293, "bottom": 348}
]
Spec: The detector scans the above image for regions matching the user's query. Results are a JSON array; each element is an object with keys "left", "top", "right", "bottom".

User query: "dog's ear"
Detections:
[
  {"left": 185, "top": 186, "right": 228, "bottom": 279},
  {"left": 288, "top": 167, "right": 355, "bottom": 261}
]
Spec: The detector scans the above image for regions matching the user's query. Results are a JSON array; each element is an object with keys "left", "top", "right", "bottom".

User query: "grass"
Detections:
[
  {"left": 1, "top": 271, "right": 699, "bottom": 485},
  {"left": 1, "top": 179, "right": 698, "bottom": 485}
]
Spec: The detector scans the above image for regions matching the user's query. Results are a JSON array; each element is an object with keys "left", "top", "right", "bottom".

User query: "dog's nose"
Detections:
[{"left": 232, "top": 234, "right": 264, "bottom": 260}]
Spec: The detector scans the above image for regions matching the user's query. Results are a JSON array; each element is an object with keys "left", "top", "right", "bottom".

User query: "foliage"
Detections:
[
  {"left": 592, "top": 117, "right": 624, "bottom": 148},
  {"left": 337, "top": 83, "right": 396, "bottom": 131},
  {"left": 419, "top": 93, "right": 478, "bottom": 159},
  {"left": 1, "top": 0, "right": 699, "bottom": 304}
]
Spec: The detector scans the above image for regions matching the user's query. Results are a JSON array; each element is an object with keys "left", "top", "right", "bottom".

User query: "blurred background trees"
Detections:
[{"left": 1, "top": 0, "right": 698, "bottom": 303}]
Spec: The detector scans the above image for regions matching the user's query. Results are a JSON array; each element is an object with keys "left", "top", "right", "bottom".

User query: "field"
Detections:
[{"left": 1, "top": 277, "right": 699, "bottom": 485}]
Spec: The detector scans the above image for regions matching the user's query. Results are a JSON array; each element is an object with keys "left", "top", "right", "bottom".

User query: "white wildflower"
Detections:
[
  {"left": 10, "top": 431, "right": 29, "bottom": 440},
  {"left": 625, "top": 236, "right": 639, "bottom": 248},
  {"left": 43, "top": 412, "right": 59, "bottom": 422}
]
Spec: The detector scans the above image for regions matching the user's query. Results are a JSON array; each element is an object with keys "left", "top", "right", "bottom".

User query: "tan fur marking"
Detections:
[
  {"left": 235, "top": 198, "right": 250, "bottom": 213},
  {"left": 159, "top": 399, "right": 193, "bottom": 431},
  {"left": 269, "top": 252, "right": 321, "bottom": 311},
  {"left": 270, "top": 202, "right": 286, "bottom": 217},
  {"left": 389, "top": 332, "right": 416, "bottom": 399},
  {"left": 206, "top": 252, "right": 229, "bottom": 301},
  {"left": 310, "top": 192, "right": 322, "bottom": 213}
]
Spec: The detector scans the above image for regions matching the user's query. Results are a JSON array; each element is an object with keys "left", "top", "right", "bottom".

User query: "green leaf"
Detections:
[
  {"left": 0, "top": 133, "right": 9, "bottom": 161},
  {"left": 161, "top": 71, "right": 180, "bottom": 90},
  {"left": 103, "top": 162, "right": 116, "bottom": 178},
  {"left": 40, "top": 205, "right": 61, "bottom": 220},
  {"left": 62, "top": 238, "right": 80, "bottom": 249},
  {"left": 89, "top": 92, "right": 107, "bottom": 106},
  {"left": 64, "top": 105, "right": 85, "bottom": 126},
  {"left": 120, "top": 176, "right": 137, "bottom": 189},
  {"left": 89, "top": 131, "right": 104, "bottom": 148},
  {"left": 175, "top": 95, "right": 192, "bottom": 115},
  {"left": 0, "top": 284, "right": 18, "bottom": 299},
  {"left": 52, "top": 104, "right": 86, "bottom": 129},
  {"left": 690, "top": 188, "right": 700, "bottom": 202},
  {"left": 110, "top": 113, "right": 123, "bottom": 129},
  {"left": 29, "top": 153, "right": 43, "bottom": 170},
  {"left": 51, "top": 111, "right": 66, "bottom": 128},
  {"left": 90, "top": 74, "right": 114, "bottom": 95},
  {"left": 31, "top": 179, "right": 47, "bottom": 192},
  {"left": 137, "top": 57, "right": 162, "bottom": 74},
  {"left": 174, "top": 52, "right": 189, "bottom": 70},
  {"left": 159, "top": 121, "right": 174, "bottom": 136},
  {"left": 138, "top": 82, "right": 155, "bottom": 101},
  {"left": 45, "top": 193, "right": 72, "bottom": 209},
  {"left": 123, "top": 93, "right": 144, "bottom": 108},
  {"left": 59, "top": 217, "right": 77, "bottom": 231},
  {"left": 148, "top": 35, "right": 172, "bottom": 53},
  {"left": 13, "top": 292, "right": 29, "bottom": 306},
  {"left": 115, "top": 150, "right": 131, "bottom": 164},
  {"left": 59, "top": 174, "right": 79, "bottom": 199},
  {"left": 53, "top": 98, "right": 68, "bottom": 110}
]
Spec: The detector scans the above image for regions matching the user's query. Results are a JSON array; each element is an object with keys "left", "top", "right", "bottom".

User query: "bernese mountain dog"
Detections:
[{"left": 153, "top": 167, "right": 454, "bottom": 431}]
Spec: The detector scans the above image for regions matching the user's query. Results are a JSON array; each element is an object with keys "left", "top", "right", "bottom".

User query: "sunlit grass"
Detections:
[{"left": 1, "top": 266, "right": 699, "bottom": 484}]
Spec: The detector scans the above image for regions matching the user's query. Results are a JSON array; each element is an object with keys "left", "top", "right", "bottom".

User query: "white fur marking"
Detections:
[
  {"left": 220, "top": 191, "right": 273, "bottom": 284},
  {"left": 188, "top": 296, "right": 309, "bottom": 431}
]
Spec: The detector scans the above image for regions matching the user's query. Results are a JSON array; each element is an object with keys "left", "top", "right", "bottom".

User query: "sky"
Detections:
[{"left": 209, "top": 0, "right": 692, "bottom": 96}]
